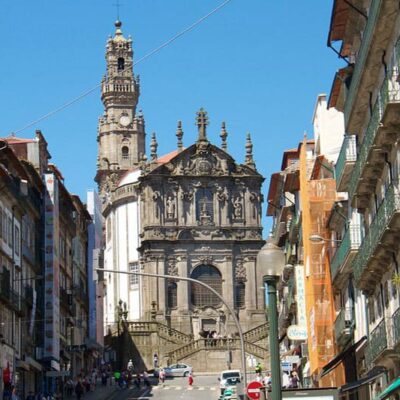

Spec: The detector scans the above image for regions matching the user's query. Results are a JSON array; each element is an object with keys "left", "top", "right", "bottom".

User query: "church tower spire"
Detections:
[{"left": 95, "top": 20, "right": 145, "bottom": 197}]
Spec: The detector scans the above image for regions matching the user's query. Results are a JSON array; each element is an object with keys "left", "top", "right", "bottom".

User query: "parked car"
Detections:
[
  {"left": 164, "top": 363, "right": 193, "bottom": 377},
  {"left": 218, "top": 370, "right": 241, "bottom": 394}
]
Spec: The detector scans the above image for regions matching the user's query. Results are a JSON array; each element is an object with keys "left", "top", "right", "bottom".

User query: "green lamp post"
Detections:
[{"left": 257, "top": 239, "right": 285, "bottom": 400}]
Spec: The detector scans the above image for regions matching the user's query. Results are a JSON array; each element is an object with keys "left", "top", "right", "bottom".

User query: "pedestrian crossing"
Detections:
[{"left": 152, "top": 385, "right": 217, "bottom": 391}]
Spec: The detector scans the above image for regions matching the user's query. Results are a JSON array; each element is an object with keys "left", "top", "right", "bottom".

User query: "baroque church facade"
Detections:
[{"left": 97, "top": 21, "right": 268, "bottom": 370}]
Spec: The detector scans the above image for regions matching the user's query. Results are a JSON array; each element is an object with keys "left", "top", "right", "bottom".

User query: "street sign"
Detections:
[{"left": 247, "top": 381, "right": 263, "bottom": 399}]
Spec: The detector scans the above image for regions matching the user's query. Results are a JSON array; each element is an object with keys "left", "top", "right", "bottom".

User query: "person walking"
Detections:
[
  {"left": 188, "top": 372, "right": 193, "bottom": 386},
  {"left": 74, "top": 380, "right": 84, "bottom": 400},
  {"left": 159, "top": 368, "right": 166, "bottom": 384},
  {"left": 143, "top": 371, "right": 150, "bottom": 387}
]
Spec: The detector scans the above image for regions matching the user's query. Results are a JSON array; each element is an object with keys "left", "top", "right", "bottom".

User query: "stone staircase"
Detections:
[
  {"left": 167, "top": 337, "right": 269, "bottom": 363},
  {"left": 243, "top": 322, "right": 269, "bottom": 343},
  {"left": 127, "top": 321, "right": 192, "bottom": 345}
]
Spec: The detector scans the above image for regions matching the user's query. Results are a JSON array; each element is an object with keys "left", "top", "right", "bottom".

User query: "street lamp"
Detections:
[
  {"left": 258, "top": 239, "right": 285, "bottom": 400},
  {"left": 97, "top": 268, "right": 248, "bottom": 388},
  {"left": 309, "top": 234, "right": 342, "bottom": 244}
]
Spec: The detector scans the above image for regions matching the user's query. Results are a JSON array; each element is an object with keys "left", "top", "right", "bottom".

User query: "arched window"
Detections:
[
  {"left": 167, "top": 281, "right": 177, "bottom": 309},
  {"left": 121, "top": 146, "right": 129, "bottom": 160},
  {"left": 234, "top": 281, "right": 245, "bottom": 309},
  {"left": 117, "top": 57, "right": 125, "bottom": 71},
  {"left": 191, "top": 265, "right": 222, "bottom": 307}
]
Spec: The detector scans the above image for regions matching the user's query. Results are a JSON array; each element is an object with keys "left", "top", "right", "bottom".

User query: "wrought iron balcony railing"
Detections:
[
  {"left": 353, "top": 184, "right": 400, "bottom": 285},
  {"left": 334, "top": 307, "right": 354, "bottom": 345},
  {"left": 392, "top": 307, "right": 400, "bottom": 347},
  {"left": 348, "top": 65, "right": 400, "bottom": 200},
  {"left": 335, "top": 135, "right": 357, "bottom": 192},
  {"left": 343, "top": 0, "right": 381, "bottom": 125},
  {"left": 365, "top": 318, "right": 387, "bottom": 365},
  {"left": 330, "top": 224, "right": 361, "bottom": 281}
]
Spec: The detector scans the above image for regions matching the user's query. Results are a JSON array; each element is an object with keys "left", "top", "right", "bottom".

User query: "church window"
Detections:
[
  {"left": 121, "top": 146, "right": 129, "bottom": 160},
  {"left": 234, "top": 281, "right": 245, "bottom": 309},
  {"left": 190, "top": 265, "right": 222, "bottom": 307},
  {"left": 129, "top": 262, "right": 139, "bottom": 287},
  {"left": 196, "top": 188, "right": 214, "bottom": 221},
  {"left": 118, "top": 57, "right": 125, "bottom": 71},
  {"left": 167, "top": 281, "right": 177, "bottom": 309}
]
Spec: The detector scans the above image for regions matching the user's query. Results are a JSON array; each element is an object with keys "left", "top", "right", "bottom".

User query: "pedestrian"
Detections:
[
  {"left": 255, "top": 362, "right": 262, "bottom": 375},
  {"left": 282, "top": 371, "right": 290, "bottom": 388},
  {"left": 134, "top": 372, "right": 141, "bottom": 389},
  {"left": 127, "top": 359, "right": 134, "bottom": 372},
  {"left": 188, "top": 372, "right": 193, "bottom": 386},
  {"left": 114, "top": 370, "right": 121, "bottom": 388},
  {"left": 289, "top": 371, "right": 300, "bottom": 388},
  {"left": 263, "top": 372, "right": 271, "bottom": 390},
  {"left": 11, "top": 388, "right": 20, "bottom": 400},
  {"left": 153, "top": 353, "right": 158, "bottom": 368},
  {"left": 26, "top": 391, "right": 35, "bottom": 400},
  {"left": 143, "top": 371, "right": 150, "bottom": 387},
  {"left": 159, "top": 368, "right": 166, "bottom": 384},
  {"left": 74, "top": 381, "right": 84, "bottom": 400}
]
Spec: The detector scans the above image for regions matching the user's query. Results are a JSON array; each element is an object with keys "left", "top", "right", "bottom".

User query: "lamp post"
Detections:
[
  {"left": 97, "top": 267, "right": 248, "bottom": 388},
  {"left": 257, "top": 239, "right": 285, "bottom": 400}
]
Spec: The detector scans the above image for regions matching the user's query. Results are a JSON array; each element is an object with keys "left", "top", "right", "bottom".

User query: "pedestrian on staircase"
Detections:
[{"left": 188, "top": 372, "right": 193, "bottom": 386}]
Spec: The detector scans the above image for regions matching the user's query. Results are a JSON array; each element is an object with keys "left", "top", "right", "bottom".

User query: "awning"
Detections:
[
  {"left": 16, "top": 360, "right": 30, "bottom": 371},
  {"left": 320, "top": 335, "right": 367, "bottom": 378},
  {"left": 25, "top": 356, "right": 43, "bottom": 371},
  {"left": 374, "top": 377, "right": 400, "bottom": 400},
  {"left": 341, "top": 367, "right": 387, "bottom": 393}
]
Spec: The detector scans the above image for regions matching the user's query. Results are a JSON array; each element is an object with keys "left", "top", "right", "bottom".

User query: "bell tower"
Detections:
[{"left": 95, "top": 20, "right": 145, "bottom": 196}]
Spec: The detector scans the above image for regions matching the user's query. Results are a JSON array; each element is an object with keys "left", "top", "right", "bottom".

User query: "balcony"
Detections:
[
  {"left": 334, "top": 307, "right": 354, "bottom": 347},
  {"left": 353, "top": 184, "right": 400, "bottom": 291},
  {"left": 392, "top": 307, "right": 400, "bottom": 347},
  {"left": 0, "top": 275, "right": 22, "bottom": 314},
  {"left": 335, "top": 135, "right": 357, "bottom": 192},
  {"left": 365, "top": 319, "right": 388, "bottom": 366},
  {"left": 348, "top": 64, "right": 400, "bottom": 206},
  {"left": 330, "top": 224, "right": 361, "bottom": 283},
  {"left": 288, "top": 214, "right": 300, "bottom": 244}
]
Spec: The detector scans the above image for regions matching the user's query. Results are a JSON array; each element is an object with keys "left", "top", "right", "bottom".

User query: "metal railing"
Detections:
[
  {"left": 365, "top": 318, "right": 387, "bottom": 365},
  {"left": 353, "top": 184, "right": 400, "bottom": 284},
  {"left": 392, "top": 307, "right": 400, "bottom": 346},
  {"left": 335, "top": 135, "right": 357, "bottom": 191},
  {"left": 334, "top": 307, "right": 354, "bottom": 344},
  {"left": 343, "top": 0, "right": 381, "bottom": 125},
  {"left": 330, "top": 224, "right": 361, "bottom": 281},
  {"left": 348, "top": 65, "right": 400, "bottom": 200}
]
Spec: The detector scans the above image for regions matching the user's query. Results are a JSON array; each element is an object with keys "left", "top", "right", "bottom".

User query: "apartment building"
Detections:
[{"left": 326, "top": 0, "right": 400, "bottom": 397}]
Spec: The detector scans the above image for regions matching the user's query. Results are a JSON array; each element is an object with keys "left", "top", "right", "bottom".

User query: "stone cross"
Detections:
[{"left": 196, "top": 108, "right": 209, "bottom": 142}]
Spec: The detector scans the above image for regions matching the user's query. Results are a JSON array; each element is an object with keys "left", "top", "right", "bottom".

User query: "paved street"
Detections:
[{"left": 107, "top": 375, "right": 245, "bottom": 399}]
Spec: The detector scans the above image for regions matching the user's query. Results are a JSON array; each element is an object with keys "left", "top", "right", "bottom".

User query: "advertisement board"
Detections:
[{"left": 282, "top": 388, "right": 338, "bottom": 399}]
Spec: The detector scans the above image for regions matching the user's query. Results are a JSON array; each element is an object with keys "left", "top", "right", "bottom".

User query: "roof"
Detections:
[
  {"left": 118, "top": 150, "right": 181, "bottom": 187},
  {"left": 328, "top": 66, "right": 353, "bottom": 109},
  {"left": 327, "top": 0, "right": 351, "bottom": 56},
  {"left": 4, "top": 136, "right": 36, "bottom": 144},
  {"left": 281, "top": 148, "right": 299, "bottom": 170}
]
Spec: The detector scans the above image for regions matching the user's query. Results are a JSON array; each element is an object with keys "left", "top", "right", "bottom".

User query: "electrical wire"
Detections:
[{"left": 12, "top": 0, "right": 233, "bottom": 135}]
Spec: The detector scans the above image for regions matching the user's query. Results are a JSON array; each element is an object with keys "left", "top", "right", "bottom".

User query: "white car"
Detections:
[
  {"left": 164, "top": 363, "right": 193, "bottom": 377},
  {"left": 218, "top": 370, "right": 242, "bottom": 394}
]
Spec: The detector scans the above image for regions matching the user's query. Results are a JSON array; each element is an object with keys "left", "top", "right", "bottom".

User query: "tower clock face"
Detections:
[{"left": 119, "top": 114, "right": 131, "bottom": 127}]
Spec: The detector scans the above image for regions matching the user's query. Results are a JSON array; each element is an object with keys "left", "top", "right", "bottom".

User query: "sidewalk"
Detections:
[{"left": 65, "top": 384, "right": 116, "bottom": 400}]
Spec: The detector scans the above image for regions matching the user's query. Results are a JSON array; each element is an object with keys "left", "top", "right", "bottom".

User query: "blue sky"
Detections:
[{"left": 0, "top": 1, "right": 342, "bottom": 232}]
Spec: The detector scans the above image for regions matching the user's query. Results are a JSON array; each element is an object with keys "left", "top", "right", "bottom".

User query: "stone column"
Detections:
[{"left": 223, "top": 256, "right": 234, "bottom": 309}]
